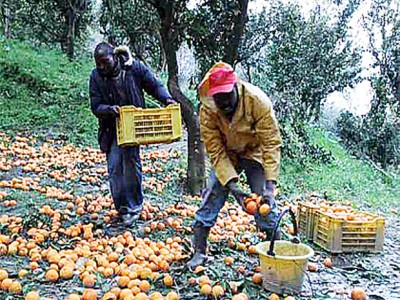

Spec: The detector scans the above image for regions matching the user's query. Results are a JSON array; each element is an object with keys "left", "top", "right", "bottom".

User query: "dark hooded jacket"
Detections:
[{"left": 89, "top": 59, "right": 172, "bottom": 152}]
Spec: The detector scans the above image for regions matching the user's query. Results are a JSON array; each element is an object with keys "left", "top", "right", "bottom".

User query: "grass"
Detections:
[{"left": 280, "top": 126, "right": 400, "bottom": 212}]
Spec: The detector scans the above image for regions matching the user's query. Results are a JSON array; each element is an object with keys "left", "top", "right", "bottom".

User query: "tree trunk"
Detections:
[
  {"left": 223, "top": 0, "right": 249, "bottom": 64},
  {"left": 155, "top": 2, "right": 205, "bottom": 195},
  {"left": 157, "top": 32, "right": 167, "bottom": 72},
  {"left": 4, "top": 8, "right": 11, "bottom": 39},
  {"left": 66, "top": 10, "right": 76, "bottom": 60}
]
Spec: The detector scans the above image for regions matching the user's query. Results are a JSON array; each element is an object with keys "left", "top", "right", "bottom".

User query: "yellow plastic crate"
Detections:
[
  {"left": 297, "top": 200, "right": 353, "bottom": 241},
  {"left": 116, "top": 104, "right": 182, "bottom": 146},
  {"left": 297, "top": 201, "right": 320, "bottom": 241},
  {"left": 313, "top": 210, "right": 385, "bottom": 254}
]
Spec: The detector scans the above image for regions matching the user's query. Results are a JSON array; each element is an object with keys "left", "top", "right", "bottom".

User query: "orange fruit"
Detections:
[
  {"left": 134, "top": 293, "right": 148, "bottom": 300},
  {"left": 351, "top": 287, "right": 367, "bottom": 300},
  {"left": 19, "top": 269, "right": 29, "bottom": 278},
  {"left": 117, "top": 276, "right": 130, "bottom": 288},
  {"left": 284, "top": 297, "right": 295, "bottom": 300},
  {"left": 150, "top": 292, "right": 164, "bottom": 300},
  {"left": 308, "top": 262, "right": 318, "bottom": 272},
  {"left": 1, "top": 278, "right": 13, "bottom": 291},
  {"left": 82, "top": 275, "right": 96, "bottom": 287},
  {"left": 82, "top": 289, "right": 98, "bottom": 300},
  {"left": 9, "top": 281, "right": 22, "bottom": 294},
  {"left": 163, "top": 274, "right": 174, "bottom": 286},
  {"left": 323, "top": 257, "right": 332, "bottom": 268},
  {"left": 119, "top": 289, "right": 133, "bottom": 299},
  {"left": 45, "top": 269, "right": 59, "bottom": 282},
  {"left": 60, "top": 266, "right": 74, "bottom": 279},
  {"left": 245, "top": 201, "right": 258, "bottom": 215},
  {"left": 198, "top": 275, "right": 211, "bottom": 287},
  {"left": 200, "top": 283, "right": 212, "bottom": 295},
  {"left": 269, "top": 294, "right": 280, "bottom": 300},
  {"left": 212, "top": 285, "right": 224, "bottom": 297},
  {"left": 248, "top": 245, "right": 257, "bottom": 254},
  {"left": 259, "top": 204, "right": 271, "bottom": 215},
  {"left": 224, "top": 257, "right": 234, "bottom": 265},
  {"left": 166, "top": 291, "right": 179, "bottom": 300},
  {"left": 0, "top": 269, "right": 8, "bottom": 280},
  {"left": 66, "top": 293, "right": 81, "bottom": 300},
  {"left": 25, "top": 291, "right": 40, "bottom": 300},
  {"left": 252, "top": 273, "right": 263, "bottom": 285},
  {"left": 102, "top": 292, "right": 117, "bottom": 300},
  {"left": 138, "top": 280, "right": 150, "bottom": 292}
]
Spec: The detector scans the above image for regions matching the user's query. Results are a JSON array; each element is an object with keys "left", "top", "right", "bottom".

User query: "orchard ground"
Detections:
[{"left": 0, "top": 133, "right": 399, "bottom": 300}]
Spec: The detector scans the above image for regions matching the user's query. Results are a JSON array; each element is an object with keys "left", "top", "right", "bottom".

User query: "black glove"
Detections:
[
  {"left": 110, "top": 105, "right": 120, "bottom": 117},
  {"left": 165, "top": 98, "right": 178, "bottom": 105},
  {"left": 226, "top": 180, "right": 248, "bottom": 209},
  {"left": 262, "top": 180, "right": 276, "bottom": 206}
]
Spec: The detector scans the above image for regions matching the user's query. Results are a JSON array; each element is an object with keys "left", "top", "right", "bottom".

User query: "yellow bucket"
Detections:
[{"left": 256, "top": 240, "right": 314, "bottom": 294}]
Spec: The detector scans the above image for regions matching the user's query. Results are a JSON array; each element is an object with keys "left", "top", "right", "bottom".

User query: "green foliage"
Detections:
[
  {"left": 239, "top": 1, "right": 362, "bottom": 161},
  {"left": 280, "top": 126, "right": 400, "bottom": 212},
  {"left": 338, "top": 0, "right": 400, "bottom": 168},
  {"left": 99, "top": 0, "right": 162, "bottom": 65},
  {"left": 247, "top": 0, "right": 361, "bottom": 122},
  {"left": 187, "top": 0, "right": 248, "bottom": 75},
  {"left": 0, "top": 37, "right": 97, "bottom": 145},
  {"left": 0, "top": 0, "right": 94, "bottom": 58}
]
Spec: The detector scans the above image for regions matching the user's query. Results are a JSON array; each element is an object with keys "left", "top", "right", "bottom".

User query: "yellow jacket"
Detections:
[{"left": 199, "top": 64, "right": 282, "bottom": 186}]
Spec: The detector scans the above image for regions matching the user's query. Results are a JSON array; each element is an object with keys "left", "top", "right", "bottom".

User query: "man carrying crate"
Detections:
[
  {"left": 187, "top": 62, "right": 282, "bottom": 270},
  {"left": 89, "top": 42, "right": 176, "bottom": 226}
]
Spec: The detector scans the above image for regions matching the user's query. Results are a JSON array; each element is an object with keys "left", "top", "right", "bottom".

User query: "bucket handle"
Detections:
[{"left": 267, "top": 207, "right": 299, "bottom": 256}]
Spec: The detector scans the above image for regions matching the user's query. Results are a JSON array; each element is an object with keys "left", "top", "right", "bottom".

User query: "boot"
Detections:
[{"left": 187, "top": 227, "right": 210, "bottom": 271}]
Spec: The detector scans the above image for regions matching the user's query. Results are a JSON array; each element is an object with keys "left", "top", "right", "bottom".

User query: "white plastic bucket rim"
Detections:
[{"left": 255, "top": 240, "right": 314, "bottom": 261}]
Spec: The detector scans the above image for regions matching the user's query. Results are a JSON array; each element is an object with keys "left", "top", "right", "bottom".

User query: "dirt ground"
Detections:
[{"left": 0, "top": 134, "right": 399, "bottom": 299}]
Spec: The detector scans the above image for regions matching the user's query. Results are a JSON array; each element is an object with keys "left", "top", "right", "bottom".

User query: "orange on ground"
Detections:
[
  {"left": 200, "top": 283, "right": 212, "bottom": 295},
  {"left": 166, "top": 291, "right": 179, "bottom": 300},
  {"left": 25, "top": 291, "right": 40, "bottom": 300},
  {"left": 163, "top": 274, "right": 174, "bottom": 286},
  {"left": 269, "top": 293, "right": 280, "bottom": 300},
  {"left": 252, "top": 273, "right": 263, "bottom": 285},
  {"left": 82, "top": 288, "right": 98, "bottom": 300},
  {"left": 9, "top": 281, "right": 22, "bottom": 294},
  {"left": 212, "top": 285, "right": 224, "bottom": 297},
  {"left": 351, "top": 287, "right": 367, "bottom": 300},
  {"left": 45, "top": 269, "right": 59, "bottom": 282}
]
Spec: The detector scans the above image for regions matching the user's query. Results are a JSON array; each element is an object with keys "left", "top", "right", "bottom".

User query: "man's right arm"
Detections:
[
  {"left": 89, "top": 73, "right": 118, "bottom": 118},
  {"left": 200, "top": 106, "right": 238, "bottom": 187}
]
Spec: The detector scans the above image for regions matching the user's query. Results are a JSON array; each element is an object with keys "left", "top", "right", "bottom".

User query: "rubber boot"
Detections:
[{"left": 187, "top": 227, "right": 210, "bottom": 271}]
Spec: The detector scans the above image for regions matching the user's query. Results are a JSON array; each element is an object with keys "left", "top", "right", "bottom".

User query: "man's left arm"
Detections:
[
  {"left": 253, "top": 95, "right": 282, "bottom": 188},
  {"left": 137, "top": 60, "right": 175, "bottom": 105}
]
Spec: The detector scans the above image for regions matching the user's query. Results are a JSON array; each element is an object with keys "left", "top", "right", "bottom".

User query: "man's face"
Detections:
[
  {"left": 95, "top": 50, "right": 117, "bottom": 77},
  {"left": 213, "top": 86, "right": 238, "bottom": 116}
]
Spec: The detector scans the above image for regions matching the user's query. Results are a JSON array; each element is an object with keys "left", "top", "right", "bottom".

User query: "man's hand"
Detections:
[
  {"left": 226, "top": 180, "right": 248, "bottom": 210},
  {"left": 110, "top": 105, "right": 120, "bottom": 117},
  {"left": 262, "top": 180, "right": 276, "bottom": 206},
  {"left": 165, "top": 98, "right": 178, "bottom": 105}
]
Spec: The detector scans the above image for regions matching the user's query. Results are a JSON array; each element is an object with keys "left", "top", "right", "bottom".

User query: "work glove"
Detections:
[
  {"left": 165, "top": 98, "right": 178, "bottom": 105},
  {"left": 110, "top": 105, "right": 120, "bottom": 117},
  {"left": 262, "top": 181, "right": 280, "bottom": 238},
  {"left": 226, "top": 180, "right": 248, "bottom": 210}
]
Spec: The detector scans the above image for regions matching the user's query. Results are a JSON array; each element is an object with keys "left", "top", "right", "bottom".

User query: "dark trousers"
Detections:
[
  {"left": 194, "top": 158, "right": 278, "bottom": 231},
  {"left": 106, "top": 139, "right": 143, "bottom": 215}
]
